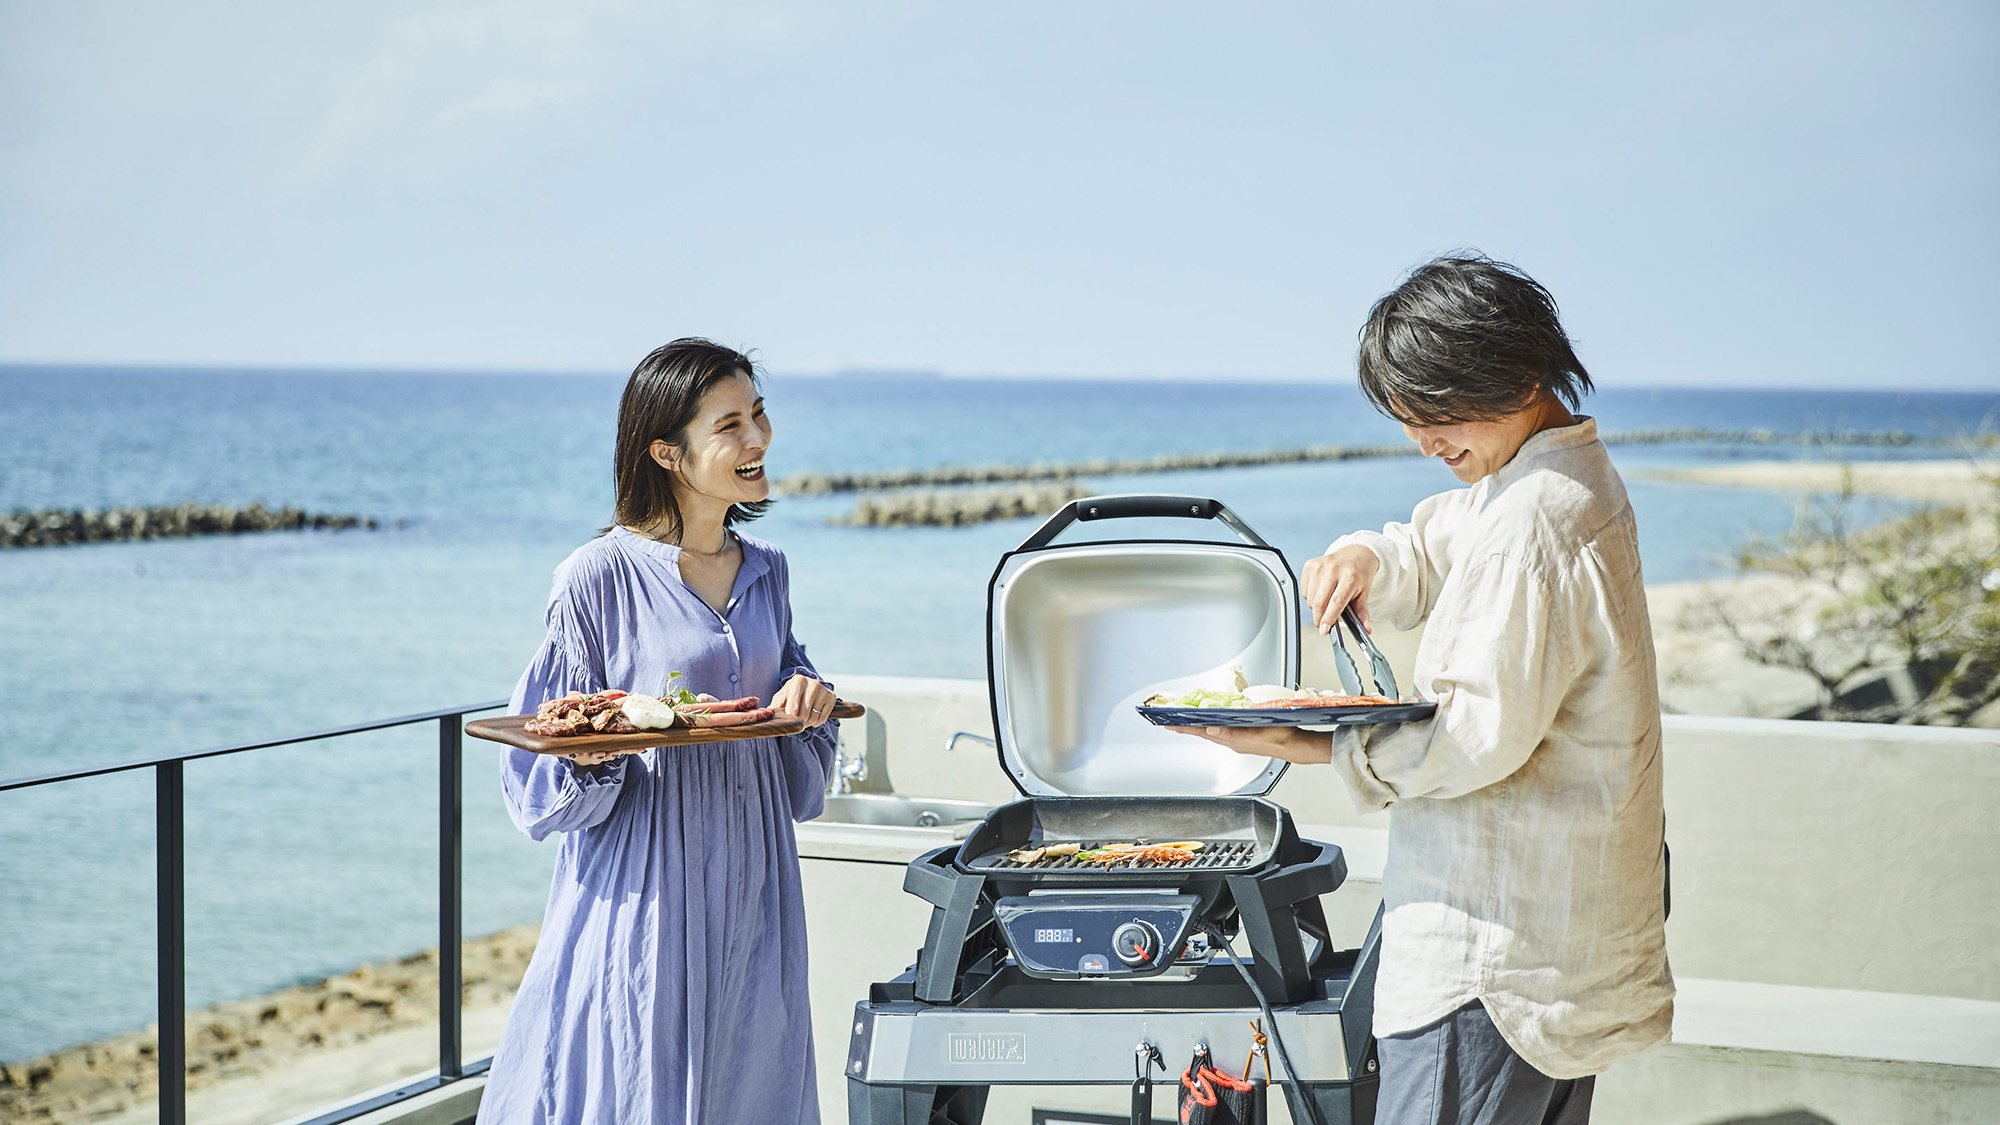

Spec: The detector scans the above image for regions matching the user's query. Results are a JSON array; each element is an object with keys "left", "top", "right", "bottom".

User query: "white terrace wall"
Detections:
[{"left": 1653, "top": 715, "right": 1998, "bottom": 1002}]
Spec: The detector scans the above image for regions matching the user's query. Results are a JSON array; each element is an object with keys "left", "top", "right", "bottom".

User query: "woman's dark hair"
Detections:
[
  {"left": 1356, "top": 253, "right": 1593, "bottom": 426},
  {"left": 609, "top": 338, "right": 771, "bottom": 540}
]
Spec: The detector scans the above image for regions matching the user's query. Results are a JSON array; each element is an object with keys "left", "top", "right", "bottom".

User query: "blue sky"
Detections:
[{"left": 1, "top": 1, "right": 1994, "bottom": 387}]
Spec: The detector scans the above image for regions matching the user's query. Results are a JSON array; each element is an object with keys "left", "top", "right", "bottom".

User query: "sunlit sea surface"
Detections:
[{"left": 1, "top": 366, "right": 1994, "bottom": 1060}]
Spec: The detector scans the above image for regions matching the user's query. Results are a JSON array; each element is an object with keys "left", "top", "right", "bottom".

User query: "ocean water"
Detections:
[{"left": 0, "top": 365, "right": 1994, "bottom": 1061}]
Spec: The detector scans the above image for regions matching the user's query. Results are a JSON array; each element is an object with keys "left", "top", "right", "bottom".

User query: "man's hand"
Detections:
[
  {"left": 772, "top": 674, "right": 837, "bottom": 728},
  {"left": 1301, "top": 544, "right": 1381, "bottom": 635},
  {"left": 1171, "top": 725, "right": 1332, "bottom": 765}
]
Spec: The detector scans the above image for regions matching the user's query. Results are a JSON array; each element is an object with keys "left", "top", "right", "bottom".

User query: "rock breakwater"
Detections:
[
  {"left": 781, "top": 428, "right": 1984, "bottom": 497},
  {"left": 783, "top": 444, "right": 1414, "bottom": 496},
  {"left": 806, "top": 428, "right": 1992, "bottom": 527},
  {"left": 835, "top": 482, "right": 1094, "bottom": 527},
  {"left": 1, "top": 504, "right": 378, "bottom": 549}
]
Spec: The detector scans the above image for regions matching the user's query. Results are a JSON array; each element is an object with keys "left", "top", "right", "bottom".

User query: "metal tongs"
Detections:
[{"left": 1330, "top": 605, "right": 1400, "bottom": 700}]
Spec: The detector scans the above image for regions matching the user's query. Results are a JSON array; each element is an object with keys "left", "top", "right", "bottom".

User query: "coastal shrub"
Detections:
[{"left": 1692, "top": 458, "right": 2000, "bottom": 725}]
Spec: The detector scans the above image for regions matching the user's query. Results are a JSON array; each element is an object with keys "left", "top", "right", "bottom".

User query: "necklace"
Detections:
[
  {"left": 625, "top": 520, "right": 734, "bottom": 556},
  {"left": 676, "top": 531, "right": 735, "bottom": 558}
]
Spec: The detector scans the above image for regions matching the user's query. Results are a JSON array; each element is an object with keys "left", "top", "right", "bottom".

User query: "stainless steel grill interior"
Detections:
[{"left": 989, "top": 543, "right": 1295, "bottom": 797}]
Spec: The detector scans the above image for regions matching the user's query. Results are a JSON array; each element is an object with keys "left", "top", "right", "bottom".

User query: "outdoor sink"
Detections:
[{"left": 816, "top": 794, "right": 994, "bottom": 837}]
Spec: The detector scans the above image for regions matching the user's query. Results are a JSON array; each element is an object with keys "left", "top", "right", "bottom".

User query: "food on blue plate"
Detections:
[{"left": 1140, "top": 686, "right": 1395, "bottom": 709}]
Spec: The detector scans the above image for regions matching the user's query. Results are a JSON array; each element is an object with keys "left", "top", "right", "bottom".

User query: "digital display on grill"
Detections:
[{"left": 1033, "top": 928, "right": 1075, "bottom": 943}]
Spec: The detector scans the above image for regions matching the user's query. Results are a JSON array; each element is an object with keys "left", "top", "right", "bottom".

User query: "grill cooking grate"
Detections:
[{"left": 989, "top": 839, "right": 1259, "bottom": 871}]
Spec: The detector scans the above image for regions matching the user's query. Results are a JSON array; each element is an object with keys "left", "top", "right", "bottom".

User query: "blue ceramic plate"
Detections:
[{"left": 1137, "top": 701, "right": 1437, "bottom": 727}]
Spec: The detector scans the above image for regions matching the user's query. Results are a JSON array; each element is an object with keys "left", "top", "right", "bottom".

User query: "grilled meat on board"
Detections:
[{"left": 522, "top": 689, "right": 778, "bottom": 738}]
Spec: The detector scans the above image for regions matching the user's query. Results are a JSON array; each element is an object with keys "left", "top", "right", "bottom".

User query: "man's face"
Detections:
[{"left": 1399, "top": 408, "right": 1545, "bottom": 484}]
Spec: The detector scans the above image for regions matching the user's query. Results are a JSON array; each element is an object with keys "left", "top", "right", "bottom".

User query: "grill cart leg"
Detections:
[
  {"left": 905, "top": 846, "right": 995, "bottom": 1004},
  {"left": 1283, "top": 903, "right": 1382, "bottom": 1125},
  {"left": 1225, "top": 839, "right": 1347, "bottom": 1003},
  {"left": 1293, "top": 1076, "right": 1378, "bottom": 1125},
  {"left": 846, "top": 1080, "right": 988, "bottom": 1125}
]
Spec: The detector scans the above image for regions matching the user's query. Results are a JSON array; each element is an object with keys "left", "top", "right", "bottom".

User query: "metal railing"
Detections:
[{"left": 0, "top": 698, "right": 510, "bottom": 1125}]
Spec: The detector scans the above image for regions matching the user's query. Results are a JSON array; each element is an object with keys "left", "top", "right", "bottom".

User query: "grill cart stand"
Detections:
[{"left": 845, "top": 845, "right": 1382, "bottom": 1124}]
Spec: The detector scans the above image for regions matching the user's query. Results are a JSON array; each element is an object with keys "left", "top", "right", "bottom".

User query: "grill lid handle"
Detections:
[{"left": 1015, "top": 493, "right": 1273, "bottom": 551}]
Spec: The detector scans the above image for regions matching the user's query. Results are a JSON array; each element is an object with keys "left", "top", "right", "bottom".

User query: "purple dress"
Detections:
[{"left": 477, "top": 527, "right": 837, "bottom": 1125}]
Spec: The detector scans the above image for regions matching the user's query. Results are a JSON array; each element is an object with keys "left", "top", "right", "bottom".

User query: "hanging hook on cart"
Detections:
[
  {"left": 1245, "top": 1019, "right": 1272, "bottom": 1084},
  {"left": 1132, "top": 1040, "right": 1165, "bottom": 1125}
]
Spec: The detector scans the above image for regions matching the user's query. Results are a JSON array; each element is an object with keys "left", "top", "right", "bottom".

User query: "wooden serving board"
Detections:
[{"left": 466, "top": 700, "right": 865, "bottom": 756}]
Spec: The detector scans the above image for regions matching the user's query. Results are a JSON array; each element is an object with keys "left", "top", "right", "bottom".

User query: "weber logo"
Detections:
[{"left": 947, "top": 1032, "right": 1027, "bottom": 1064}]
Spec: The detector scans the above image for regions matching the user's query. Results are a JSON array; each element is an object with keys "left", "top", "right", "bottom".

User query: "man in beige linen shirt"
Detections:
[{"left": 1189, "top": 255, "right": 1672, "bottom": 1124}]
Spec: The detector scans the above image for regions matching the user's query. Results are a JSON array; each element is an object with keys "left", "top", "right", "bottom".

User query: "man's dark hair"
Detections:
[
  {"left": 609, "top": 338, "right": 771, "bottom": 540},
  {"left": 1356, "top": 254, "right": 1593, "bottom": 426}
]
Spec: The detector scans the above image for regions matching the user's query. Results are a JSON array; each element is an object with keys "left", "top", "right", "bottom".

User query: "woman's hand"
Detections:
[
  {"left": 772, "top": 674, "right": 837, "bottom": 728},
  {"left": 1171, "top": 725, "right": 1332, "bottom": 765},
  {"left": 563, "top": 749, "right": 628, "bottom": 769},
  {"left": 1301, "top": 545, "right": 1381, "bottom": 635}
]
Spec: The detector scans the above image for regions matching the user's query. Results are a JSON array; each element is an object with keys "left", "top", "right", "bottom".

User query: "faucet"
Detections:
[
  {"left": 832, "top": 744, "right": 869, "bottom": 795},
  {"left": 944, "top": 731, "right": 995, "bottom": 754},
  {"left": 828, "top": 710, "right": 892, "bottom": 796}
]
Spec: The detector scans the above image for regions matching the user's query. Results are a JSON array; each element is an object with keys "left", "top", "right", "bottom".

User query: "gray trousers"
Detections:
[{"left": 1374, "top": 1001, "right": 1595, "bottom": 1125}]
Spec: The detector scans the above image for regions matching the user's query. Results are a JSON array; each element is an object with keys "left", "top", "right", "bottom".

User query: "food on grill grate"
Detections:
[
  {"left": 1085, "top": 844, "right": 1199, "bottom": 865},
  {"left": 992, "top": 839, "right": 1258, "bottom": 870},
  {"left": 1006, "top": 841, "right": 1083, "bottom": 864},
  {"left": 1070, "top": 841, "right": 1206, "bottom": 864}
]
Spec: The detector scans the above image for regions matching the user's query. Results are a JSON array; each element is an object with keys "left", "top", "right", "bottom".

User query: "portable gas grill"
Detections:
[{"left": 846, "top": 496, "right": 1392, "bottom": 1125}]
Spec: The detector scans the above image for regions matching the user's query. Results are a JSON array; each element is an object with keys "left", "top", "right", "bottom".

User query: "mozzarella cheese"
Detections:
[{"left": 619, "top": 694, "right": 679, "bottom": 730}]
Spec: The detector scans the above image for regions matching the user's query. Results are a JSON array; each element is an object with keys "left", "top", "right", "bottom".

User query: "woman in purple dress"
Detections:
[{"left": 477, "top": 339, "right": 840, "bottom": 1125}]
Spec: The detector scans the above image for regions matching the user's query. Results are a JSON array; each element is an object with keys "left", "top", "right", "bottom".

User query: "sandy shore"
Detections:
[
  {"left": 0, "top": 926, "right": 537, "bottom": 1125},
  {"left": 1646, "top": 577, "right": 1830, "bottom": 719},
  {"left": 1634, "top": 457, "right": 1996, "bottom": 505}
]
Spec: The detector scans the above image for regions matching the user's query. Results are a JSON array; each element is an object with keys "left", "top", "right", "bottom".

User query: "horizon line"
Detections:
[{"left": 0, "top": 359, "right": 1995, "bottom": 396}]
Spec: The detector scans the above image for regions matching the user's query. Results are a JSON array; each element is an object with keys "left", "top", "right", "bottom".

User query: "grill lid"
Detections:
[{"left": 987, "top": 495, "right": 1297, "bottom": 798}]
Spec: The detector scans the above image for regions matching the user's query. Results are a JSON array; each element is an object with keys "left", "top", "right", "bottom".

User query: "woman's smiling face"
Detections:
[{"left": 653, "top": 370, "right": 772, "bottom": 508}]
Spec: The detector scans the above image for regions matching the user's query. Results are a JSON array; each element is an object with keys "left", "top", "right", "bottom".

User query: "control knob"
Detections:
[{"left": 1111, "top": 920, "right": 1162, "bottom": 967}]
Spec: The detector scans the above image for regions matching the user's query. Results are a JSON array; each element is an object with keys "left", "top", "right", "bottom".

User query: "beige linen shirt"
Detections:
[{"left": 1325, "top": 417, "right": 1673, "bottom": 1079}]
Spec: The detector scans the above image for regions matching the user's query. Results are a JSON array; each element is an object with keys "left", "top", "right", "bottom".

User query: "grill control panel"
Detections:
[{"left": 993, "top": 893, "right": 1201, "bottom": 979}]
